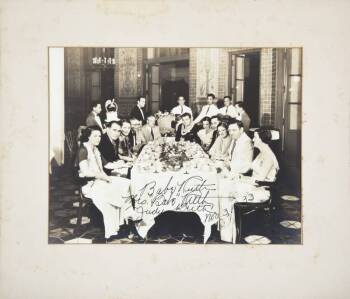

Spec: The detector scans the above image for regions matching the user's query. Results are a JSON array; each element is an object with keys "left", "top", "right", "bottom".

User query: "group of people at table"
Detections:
[{"left": 78, "top": 93, "right": 279, "bottom": 242}]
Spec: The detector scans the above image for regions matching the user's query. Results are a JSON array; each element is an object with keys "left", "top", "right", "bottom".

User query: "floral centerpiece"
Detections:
[
  {"left": 136, "top": 141, "right": 211, "bottom": 172},
  {"left": 159, "top": 141, "right": 190, "bottom": 170}
]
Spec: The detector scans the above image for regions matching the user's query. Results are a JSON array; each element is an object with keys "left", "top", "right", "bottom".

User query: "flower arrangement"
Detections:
[
  {"left": 136, "top": 141, "right": 211, "bottom": 172},
  {"left": 159, "top": 141, "right": 190, "bottom": 170}
]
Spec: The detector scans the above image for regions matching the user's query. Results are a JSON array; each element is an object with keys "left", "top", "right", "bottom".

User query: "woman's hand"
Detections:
[{"left": 95, "top": 172, "right": 111, "bottom": 183}]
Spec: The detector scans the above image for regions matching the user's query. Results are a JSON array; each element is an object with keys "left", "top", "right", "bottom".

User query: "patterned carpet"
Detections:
[{"left": 49, "top": 167, "right": 301, "bottom": 245}]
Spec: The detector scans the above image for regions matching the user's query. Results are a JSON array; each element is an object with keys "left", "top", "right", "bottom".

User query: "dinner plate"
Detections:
[
  {"left": 244, "top": 235, "right": 271, "bottom": 245},
  {"left": 281, "top": 195, "right": 300, "bottom": 201}
]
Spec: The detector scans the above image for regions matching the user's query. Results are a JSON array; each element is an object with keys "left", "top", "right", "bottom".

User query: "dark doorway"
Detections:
[
  {"left": 243, "top": 52, "right": 260, "bottom": 128},
  {"left": 160, "top": 60, "right": 189, "bottom": 112},
  {"left": 101, "top": 69, "right": 115, "bottom": 101},
  {"left": 161, "top": 79, "right": 189, "bottom": 112}
]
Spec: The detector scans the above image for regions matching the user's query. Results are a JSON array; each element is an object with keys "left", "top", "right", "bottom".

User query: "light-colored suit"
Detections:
[
  {"left": 141, "top": 124, "right": 161, "bottom": 143},
  {"left": 218, "top": 105, "right": 238, "bottom": 118},
  {"left": 229, "top": 132, "right": 253, "bottom": 174},
  {"left": 171, "top": 105, "right": 193, "bottom": 117},
  {"left": 193, "top": 104, "right": 219, "bottom": 123}
]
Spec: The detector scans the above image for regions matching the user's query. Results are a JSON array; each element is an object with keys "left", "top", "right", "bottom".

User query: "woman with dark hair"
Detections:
[
  {"left": 77, "top": 125, "right": 137, "bottom": 240},
  {"left": 196, "top": 116, "right": 214, "bottom": 151},
  {"left": 175, "top": 112, "right": 199, "bottom": 143},
  {"left": 250, "top": 128, "right": 279, "bottom": 182},
  {"left": 208, "top": 121, "right": 232, "bottom": 160}
]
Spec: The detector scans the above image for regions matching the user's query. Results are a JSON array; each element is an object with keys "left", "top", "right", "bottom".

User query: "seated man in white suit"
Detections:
[
  {"left": 171, "top": 96, "right": 192, "bottom": 117},
  {"left": 218, "top": 96, "right": 238, "bottom": 118},
  {"left": 141, "top": 115, "right": 162, "bottom": 143},
  {"left": 193, "top": 93, "right": 219, "bottom": 124},
  {"left": 226, "top": 119, "right": 253, "bottom": 175}
]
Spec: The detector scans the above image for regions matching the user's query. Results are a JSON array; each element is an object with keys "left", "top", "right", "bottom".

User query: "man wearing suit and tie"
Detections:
[
  {"left": 218, "top": 96, "right": 238, "bottom": 118},
  {"left": 193, "top": 93, "right": 220, "bottom": 124},
  {"left": 208, "top": 115, "right": 221, "bottom": 150},
  {"left": 226, "top": 119, "right": 253, "bottom": 175},
  {"left": 86, "top": 102, "right": 104, "bottom": 131},
  {"left": 235, "top": 101, "right": 251, "bottom": 132},
  {"left": 141, "top": 115, "right": 161, "bottom": 144},
  {"left": 129, "top": 96, "right": 147, "bottom": 124},
  {"left": 97, "top": 120, "right": 126, "bottom": 175}
]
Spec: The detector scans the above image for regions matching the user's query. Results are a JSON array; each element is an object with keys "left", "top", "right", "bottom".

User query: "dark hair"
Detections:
[
  {"left": 216, "top": 99, "right": 224, "bottom": 109},
  {"left": 255, "top": 128, "right": 272, "bottom": 144},
  {"left": 235, "top": 101, "right": 244, "bottom": 108},
  {"left": 178, "top": 96, "right": 185, "bottom": 101},
  {"left": 129, "top": 117, "right": 139, "bottom": 122},
  {"left": 137, "top": 96, "right": 145, "bottom": 102},
  {"left": 181, "top": 112, "right": 191, "bottom": 119},
  {"left": 91, "top": 102, "right": 101, "bottom": 110},
  {"left": 223, "top": 95, "right": 232, "bottom": 101},
  {"left": 121, "top": 119, "right": 131, "bottom": 125},
  {"left": 207, "top": 93, "right": 215, "bottom": 99},
  {"left": 201, "top": 116, "right": 211, "bottom": 124},
  {"left": 80, "top": 125, "right": 102, "bottom": 143},
  {"left": 106, "top": 102, "right": 117, "bottom": 112},
  {"left": 218, "top": 121, "right": 229, "bottom": 130},
  {"left": 210, "top": 115, "right": 220, "bottom": 122},
  {"left": 221, "top": 115, "right": 232, "bottom": 124},
  {"left": 228, "top": 118, "right": 244, "bottom": 129},
  {"left": 105, "top": 120, "right": 122, "bottom": 128}
]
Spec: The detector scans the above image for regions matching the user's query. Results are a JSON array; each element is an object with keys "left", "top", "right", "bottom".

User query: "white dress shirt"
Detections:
[
  {"left": 218, "top": 105, "right": 238, "bottom": 118},
  {"left": 194, "top": 104, "right": 220, "bottom": 123},
  {"left": 171, "top": 104, "right": 193, "bottom": 116},
  {"left": 229, "top": 132, "right": 253, "bottom": 174}
]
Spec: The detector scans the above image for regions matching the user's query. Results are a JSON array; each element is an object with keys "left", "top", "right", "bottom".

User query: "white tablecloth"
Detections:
[
  {"left": 130, "top": 141, "right": 271, "bottom": 243},
  {"left": 130, "top": 142, "right": 219, "bottom": 243},
  {"left": 218, "top": 178, "right": 271, "bottom": 243}
]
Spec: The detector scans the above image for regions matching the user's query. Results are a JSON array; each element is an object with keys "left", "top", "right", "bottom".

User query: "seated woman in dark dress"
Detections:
[{"left": 175, "top": 112, "right": 199, "bottom": 143}]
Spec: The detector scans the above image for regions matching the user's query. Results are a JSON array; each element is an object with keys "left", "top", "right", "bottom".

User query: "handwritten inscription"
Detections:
[{"left": 134, "top": 175, "right": 218, "bottom": 223}]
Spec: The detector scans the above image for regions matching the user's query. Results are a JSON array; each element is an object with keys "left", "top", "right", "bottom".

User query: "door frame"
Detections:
[
  {"left": 228, "top": 48, "right": 262, "bottom": 125},
  {"left": 144, "top": 58, "right": 189, "bottom": 115}
]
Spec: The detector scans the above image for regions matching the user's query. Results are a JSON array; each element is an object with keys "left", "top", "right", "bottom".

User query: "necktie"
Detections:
[
  {"left": 206, "top": 105, "right": 210, "bottom": 115},
  {"left": 151, "top": 127, "right": 154, "bottom": 140},
  {"left": 226, "top": 107, "right": 228, "bottom": 114},
  {"left": 230, "top": 140, "right": 236, "bottom": 158},
  {"left": 112, "top": 141, "right": 118, "bottom": 157},
  {"left": 181, "top": 106, "right": 183, "bottom": 114}
]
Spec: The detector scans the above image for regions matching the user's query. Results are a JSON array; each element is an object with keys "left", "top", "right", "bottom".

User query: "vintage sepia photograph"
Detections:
[{"left": 49, "top": 47, "right": 302, "bottom": 245}]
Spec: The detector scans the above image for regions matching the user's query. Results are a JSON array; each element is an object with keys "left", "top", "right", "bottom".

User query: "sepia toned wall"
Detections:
[
  {"left": 64, "top": 47, "right": 278, "bottom": 130},
  {"left": 64, "top": 48, "right": 87, "bottom": 130},
  {"left": 114, "top": 48, "right": 144, "bottom": 117},
  {"left": 189, "top": 47, "right": 277, "bottom": 127},
  {"left": 64, "top": 48, "right": 145, "bottom": 129}
]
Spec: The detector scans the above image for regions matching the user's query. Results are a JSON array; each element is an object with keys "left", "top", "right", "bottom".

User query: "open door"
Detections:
[{"left": 230, "top": 51, "right": 261, "bottom": 127}]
